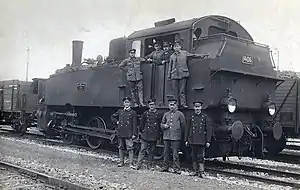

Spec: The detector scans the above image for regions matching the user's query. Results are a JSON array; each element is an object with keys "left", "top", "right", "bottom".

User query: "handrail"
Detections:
[
  {"left": 198, "top": 33, "right": 269, "bottom": 48},
  {"left": 273, "top": 79, "right": 297, "bottom": 120}
]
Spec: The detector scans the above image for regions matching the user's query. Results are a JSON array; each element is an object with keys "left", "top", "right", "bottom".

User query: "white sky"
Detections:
[{"left": 0, "top": 0, "right": 299, "bottom": 80}]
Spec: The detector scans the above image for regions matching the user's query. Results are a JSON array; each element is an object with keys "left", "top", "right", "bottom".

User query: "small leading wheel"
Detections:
[{"left": 86, "top": 116, "right": 106, "bottom": 149}]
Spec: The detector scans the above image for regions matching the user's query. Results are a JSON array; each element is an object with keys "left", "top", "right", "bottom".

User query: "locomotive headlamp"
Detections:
[
  {"left": 268, "top": 102, "right": 276, "bottom": 116},
  {"left": 228, "top": 98, "right": 237, "bottom": 113}
]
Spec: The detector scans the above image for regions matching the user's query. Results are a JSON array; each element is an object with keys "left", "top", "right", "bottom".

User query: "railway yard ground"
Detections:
[{"left": 1, "top": 127, "right": 300, "bottom": 190}]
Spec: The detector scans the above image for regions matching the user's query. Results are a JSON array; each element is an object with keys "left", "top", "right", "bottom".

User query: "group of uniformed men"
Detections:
[
  {"left": 113, "top": 41, "right": 210, "bottom": 177},
  {"left": 118, "top": 41, "right": 208, "bottom": 108},
  {"left": 111, "top": 97, "right": 211, "bottom": 178}
]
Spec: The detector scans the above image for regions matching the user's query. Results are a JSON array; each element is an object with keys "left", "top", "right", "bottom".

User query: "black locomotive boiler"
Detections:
[{"left": 34, "top": 15, "right": 284, "bottom": 158}]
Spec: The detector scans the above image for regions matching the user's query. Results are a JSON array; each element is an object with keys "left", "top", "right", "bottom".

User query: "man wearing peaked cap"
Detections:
[
  {"left": 147, "top": 98, "right": 155, "bottom": 104},
  {"left": 168, "top": 98, "right": 177, "bottom": 102},
  {"left": 123, "top": 97, "right": 131, "bottom": 102},
  {"left": 135, "top": 98, "right": 161, "bottom": 170},
  {"left": 184, "top": 99, "right": 212, "bottom": 178},
  {"left": 168, "top": 42, "right": 209, "bottom": 109},
  {"left": 160, "top": 98, "right": 185, "bottom": 174},
  {"left": 119, "top": 48, "right": 146, "bottom": 107},
  {"left": 128, "top": 49, "right": 136, "bottom": 53},
  {"left": 193, "top": 100, "right": 203, "bottom": 105},
  {"left": 145, "top": 41, "right": 164, "bottom": 65},
  {"left": 111, "top": 96, "right": 137, "bottom": 169}
]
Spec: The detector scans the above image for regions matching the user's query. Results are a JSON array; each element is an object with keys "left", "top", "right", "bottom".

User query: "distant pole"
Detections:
[
  {"left": 275, "top": 48, "right": 280, "bottom": 71},
  {"left": 26, "top": 46, "right": 30, "bottom": 82}
]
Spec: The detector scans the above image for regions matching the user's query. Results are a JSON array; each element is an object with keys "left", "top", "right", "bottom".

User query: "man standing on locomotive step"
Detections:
[
  {"left": 168, "top": 42, "right": 209, "bottom": 108},
  {"left": 135, "top": 99, "right": 161, "bottom": 170},
  {"left": 184, "top": 100, "right": 212, "bottom": 177},
  {"left": 119, "top": 49, "right": 146, "bottom": 107},
  {"left": 111, "top": 97, "right": 137, "bottom": 169},
  {"left": 160, "top": 98, "right": 186, "bottom": 174}
]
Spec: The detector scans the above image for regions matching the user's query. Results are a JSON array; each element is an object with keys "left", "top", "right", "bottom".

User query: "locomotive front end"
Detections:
[
  {"left": 187, "top": 16, "right": 284, "bottom": 158},
  {"left": 194, "top": 34, "right": 284, "bottom": 157}
]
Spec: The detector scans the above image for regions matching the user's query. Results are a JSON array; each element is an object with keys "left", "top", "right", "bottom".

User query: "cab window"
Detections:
[
  {"left": 208, "top": 26, "right": 237, "bottom": 37},
  {"left": 132, "top": 40, "right": 141, "bottom": 57},
  {"left": 144, "top": 34, "right": 177, "bottom": 56}
]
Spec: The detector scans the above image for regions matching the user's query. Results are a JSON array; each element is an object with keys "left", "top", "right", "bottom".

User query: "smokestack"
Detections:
[{"left": 72, "top": 40, "right": 83, "bottom": 66}]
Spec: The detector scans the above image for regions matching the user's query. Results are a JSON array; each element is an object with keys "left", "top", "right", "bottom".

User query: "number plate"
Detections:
[
  {"left": 242, "top": 55, "right": 253, "bottom": 65},
  {"left": 77, "top": 83, "right": 87, "bottom": 91}
]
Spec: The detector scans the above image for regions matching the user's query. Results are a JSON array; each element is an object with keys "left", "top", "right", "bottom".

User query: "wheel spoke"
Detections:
[{"left": 86, "top": 117, "right": 106, "bottom": 149}]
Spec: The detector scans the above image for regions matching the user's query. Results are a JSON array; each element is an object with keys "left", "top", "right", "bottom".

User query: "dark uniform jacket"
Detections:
[
  {"left": 161, "top": 49, "right": 174, "bottom": 64},
  {"left": 140, "top": 109, "right": 161, "bottom": 141},
  {"left": 168, "top": 50, "right": 194, "bottom": 80},
  {"left": 161, "top": 110, "right": 186, "bottom": 140},
  {"left": 145, "top": 50, "right": 164, "bottom": 65},
  {"left": 111, "top": 108, "right": 137, "bottom": 138},
  {"left": 119, "top": 57, "right": 145, "bottom": 81},
  {"left": 184, "top": 112, "right": 212, "bottom": 145}
]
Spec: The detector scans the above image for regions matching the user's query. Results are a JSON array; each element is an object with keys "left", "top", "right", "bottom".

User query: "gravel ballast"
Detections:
[{"left": 0, "top": 136, "right": 294, "bottom": 190}]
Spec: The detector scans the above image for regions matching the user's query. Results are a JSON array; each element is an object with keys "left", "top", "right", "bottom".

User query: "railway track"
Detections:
[
  {"left": 0, "top": 160, "right": 89, "bottom": 190},
  {"left": 287, "top": 144, "right": 300, "bottom": 151},
  {"left": 206, "top": 160, "right": 300, "bottom": 188},
  {"left": 2, "top": 126, "right": 300, "bottom": 189}
]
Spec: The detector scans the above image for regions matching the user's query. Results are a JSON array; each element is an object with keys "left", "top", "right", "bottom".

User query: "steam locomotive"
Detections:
[{"left": 0, "top": 15, "right": 286, "bottom": 158}]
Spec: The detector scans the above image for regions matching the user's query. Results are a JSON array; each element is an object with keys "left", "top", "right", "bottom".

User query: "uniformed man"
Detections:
[
  {"left": 111, "top": 97, "right": 137, "bottom": 169},
  {"left": 135, "top": 99, "right": 161, "bottom": 170},
  {"left": 168, "top": 42, "right": 209, "bottom": 108},
  {"left": 145, "top": 42, "right": 164, "bottom": 65},
  {"left": 161, "top": 42, "right": 174, "bottom": 65},
  {"left": 184, "top": 100, "right": 212, "bottom": 177},
  {"left": 160, "top": 99, "right": 186, "bottom": 174},
  {"left": 119, "top": 49, "right": 146, "bottom": 107}
]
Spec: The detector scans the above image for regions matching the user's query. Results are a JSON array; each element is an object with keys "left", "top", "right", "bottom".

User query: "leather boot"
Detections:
[
  {"left": 129, "top": 150, "right": 135, "bottom": 169},
  {"left": 190, "top": 162, "right": 198, "bottom": 176},
  {"left": 138, "top": 90, "right": 146, "bottom": 107},
  {"left": 198, "top": 163, "right": 204, "bottom": 178},
  {"left": 118, "top": 149, "right": 124, "bottom": 167},
  {"left": 131, "top": 92, "right": 138, "bottom": 107}
]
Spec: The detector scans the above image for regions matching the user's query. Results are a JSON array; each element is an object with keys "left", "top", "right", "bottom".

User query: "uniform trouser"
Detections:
[
  {"left": 171, "top": 78, "right": 187, "bottom": 106},
  {"left": 128, "top": 80, "right": 144, "bottom": 105},
  {"left": 136, "top": 139, "right": 156, "bottom": 167},
  {"left": 118, "top": 138, "right": 134, "bottom": 165},
  {"left": 191, "top": 145, "right": 205, "bottom": 172},
  {"left": 163, "top": 140, "right": 180, "bottom": 171}
]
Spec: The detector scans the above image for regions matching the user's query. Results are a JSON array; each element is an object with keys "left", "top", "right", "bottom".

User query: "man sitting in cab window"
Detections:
[
  {"left": 168, "top": 42, "right": 209, "bottom": 108},
  {"left": 185, "top": 100, "right": 212, "bottom": 178},
  {"left": 145, "top": 42, "right": 164, "bottom": 65}
]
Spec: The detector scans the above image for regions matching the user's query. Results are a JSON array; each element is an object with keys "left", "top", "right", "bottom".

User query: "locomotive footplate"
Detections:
[
  {"left": 57, "top": 124, "right": 115, "bottom": 140},
  {"left": 53, "top": 124, "right": 116, "bottom": 142}
]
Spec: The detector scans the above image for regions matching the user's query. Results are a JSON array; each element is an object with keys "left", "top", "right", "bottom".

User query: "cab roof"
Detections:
[{"left": 127, "top": 15, "right": 253, "bottom": 41}]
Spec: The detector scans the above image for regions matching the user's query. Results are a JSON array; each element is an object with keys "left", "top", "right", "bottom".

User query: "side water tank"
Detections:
[{"left": 109, "top": 37, "right": 126, "bottom": 61}]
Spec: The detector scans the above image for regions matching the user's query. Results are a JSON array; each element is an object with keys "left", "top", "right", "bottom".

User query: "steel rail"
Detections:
[
  {"left": 0, "top": 161, "right": 90, "bottom": 190},
  {"left": 207, "top": 167, "right": 300, "bottom": 188},
  {"left": 206, "top": 160, "right": 300, "bottom": 179}
]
